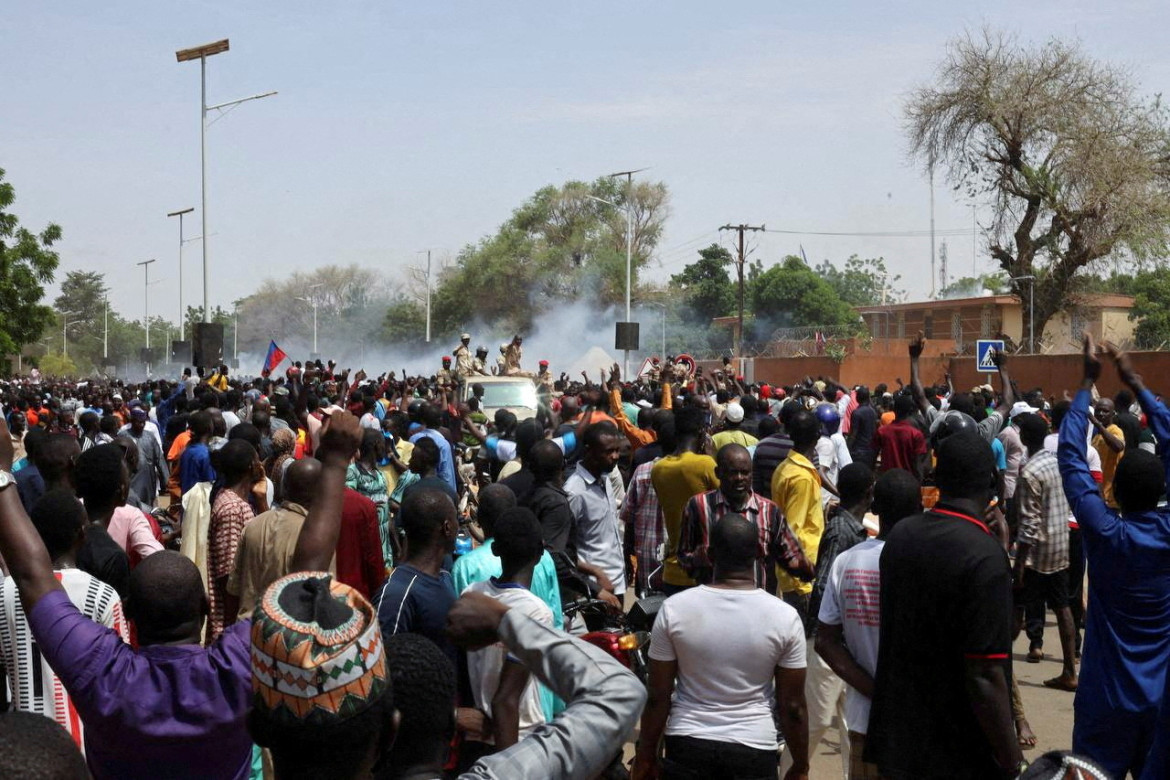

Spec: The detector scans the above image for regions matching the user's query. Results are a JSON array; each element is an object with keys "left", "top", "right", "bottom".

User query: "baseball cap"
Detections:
[
  {"left": 725, "top": 402, "right": 745, "bottom": 423},
  {"left": 460, "top": 332, "right": 470, "bottom": 340},
  {"left": 1010, "top": 401, "right": 1040, "bottom": 419}
]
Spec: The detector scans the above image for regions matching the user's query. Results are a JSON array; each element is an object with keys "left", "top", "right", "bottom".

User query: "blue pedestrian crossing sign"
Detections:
[{"left": 976, "top": 339, "right": 1004, "bottom": 373}]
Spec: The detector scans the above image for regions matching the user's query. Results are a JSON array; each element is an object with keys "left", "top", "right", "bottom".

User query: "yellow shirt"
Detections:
[
  {"left": 1093, "top": 425, "right": 1124, "bottom": 509},
  {"left": 711, "top": 429, "right": 759, "bottom": 451},
  {"left": 207, "top": 372, "right": 228, "bottom": 392},
  {"left": 651, "top": 451, "right": 719, "bottom": 587},
  {"left": 771, "top": 450, "right": 823, "bottom": 596}
]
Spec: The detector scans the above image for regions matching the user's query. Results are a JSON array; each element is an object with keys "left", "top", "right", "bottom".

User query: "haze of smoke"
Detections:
[{"left": 232, "top": 300, "right": 671, "bottom": 381}]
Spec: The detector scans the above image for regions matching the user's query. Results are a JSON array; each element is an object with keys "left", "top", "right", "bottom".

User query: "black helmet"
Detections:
[{"left": 929, "top": 410, "right": 979, "bottom": 450}]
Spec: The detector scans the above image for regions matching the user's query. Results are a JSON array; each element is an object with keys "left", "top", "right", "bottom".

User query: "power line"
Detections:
[{"left": 765, "top": 227, "right": 972, "bottom": 237}]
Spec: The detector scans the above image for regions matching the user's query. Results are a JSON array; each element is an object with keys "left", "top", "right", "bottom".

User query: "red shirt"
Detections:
[
  {"left": 335, "top": 489, "right": 386, "bottom": 599},
  {"left": 873, "top": 418, "right": 927, "bottom": 472}
]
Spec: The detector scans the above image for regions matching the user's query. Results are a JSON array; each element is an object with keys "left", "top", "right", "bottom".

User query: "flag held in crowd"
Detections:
[{"left": 263, "top": 340, "right": 288, "bottom": 375}]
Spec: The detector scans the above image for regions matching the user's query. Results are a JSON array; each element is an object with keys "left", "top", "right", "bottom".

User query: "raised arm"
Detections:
[
  {"left": 1108, "top": 342, "right": 1170, "bottom": 479},
  {"left": 0, "top": 416, "right": 61, "bottom": 613},
  {"left": 1058, "top": 335, "right": 1110, "bottom": 527},
  {"left": 990, "top": 349, "right": 1015, "bottom": 419},
  {"left": 908, "top": 331, "right": 930, "bottom": 416},
  {"left": 291, "top": 411, "right": 362, "bottom": 573}
]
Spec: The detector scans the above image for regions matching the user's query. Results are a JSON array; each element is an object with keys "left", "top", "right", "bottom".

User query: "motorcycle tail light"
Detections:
[{"left": 617, "top": 633, "right": 640, "bottom": 651}]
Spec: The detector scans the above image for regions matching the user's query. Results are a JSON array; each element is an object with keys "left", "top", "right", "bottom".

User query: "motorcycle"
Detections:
[{"left": 562, "top": 592, "right": 663, "bottom": 686}]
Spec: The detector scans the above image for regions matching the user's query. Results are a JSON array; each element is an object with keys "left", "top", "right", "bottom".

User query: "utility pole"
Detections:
[
  {"left": 608, "top": 168, "right": 647, "bottom": 377},
  {"left": 137, "top": 259, "right": 157, "bottom": 371},
  {"left": 718, "top": 223, "right": 765, "bottom": 357},
  {"left": 167, "top": 207, "right": 195, "bottom": 340},
  {"left": 929, "top": 159, "right": 937, "bottom": 298},
  {"left": 425, "top": 250, "right": 432, "bottom": 343}
]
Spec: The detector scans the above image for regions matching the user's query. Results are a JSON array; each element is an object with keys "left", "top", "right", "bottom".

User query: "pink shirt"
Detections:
[{"left": 107, "top": 506, "right": 163, "bottom": 561}]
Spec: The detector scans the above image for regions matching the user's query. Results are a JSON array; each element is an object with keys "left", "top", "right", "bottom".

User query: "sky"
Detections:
[{"left": 4, "top": 0, "right": 1169, "bottom": 331}]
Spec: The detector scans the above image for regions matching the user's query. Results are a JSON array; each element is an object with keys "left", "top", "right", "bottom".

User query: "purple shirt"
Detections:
[{"left": 27, "top": 589, "right": 253, "bottom": 780}]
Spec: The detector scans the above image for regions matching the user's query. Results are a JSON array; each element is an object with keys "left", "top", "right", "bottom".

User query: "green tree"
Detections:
[
  {"left": 670, "top": 244, "right": 734, "bottom": 325},
  {"left": 815, "top": 255, "right": 903, "bottom": 306},
  {"left": 39, "top": 352, "right": 77, "bottom": 377},
  {"left": 1131, "top": 267, "right": 1170, "bottom": 348},
  {"left": 0, "top": 168, "right": 61, "bottom": 357},
  {"left": 183, "top": 305, "right": 233, "bottom": 340},
  {"left": 381, "top": 297, "right": 427, "bottom": 345},
  {"left": 430, "top": 177, "right": 669, "bottom": 334},
  {"left": 907, "top": 30, "right": 1170, "bottom": 350},
  {"left": 52, "top": 270, "right": 111, "bottom": 371},
  {"left": 749, "top": 256, "right": 860, "bottom": 331},
  {"left": 938, "top": 272, "right": 1011, "bottom": 298}
]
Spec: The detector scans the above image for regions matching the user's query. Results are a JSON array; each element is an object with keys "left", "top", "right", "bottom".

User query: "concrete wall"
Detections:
[{"left": 726, "top": 350, "right": 1170, "bottom": 400}]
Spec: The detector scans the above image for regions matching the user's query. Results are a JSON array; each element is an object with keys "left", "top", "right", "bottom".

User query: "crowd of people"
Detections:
[{"left": 0, "top": 329, "right": 1166, "bottom": 780}]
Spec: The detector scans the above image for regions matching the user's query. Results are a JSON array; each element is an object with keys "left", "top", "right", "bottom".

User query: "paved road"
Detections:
[
  {"left": 807, "top": 617, "right": 1076, "bottom": 775},
  {"left": 620, "top": 617, "right": 1077, "bottom": 777}
]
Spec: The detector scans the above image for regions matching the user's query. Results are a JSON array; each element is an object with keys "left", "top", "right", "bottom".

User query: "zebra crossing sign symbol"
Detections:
[{"left": 976, "top": 339, "right": 1005, "bottom": 373}]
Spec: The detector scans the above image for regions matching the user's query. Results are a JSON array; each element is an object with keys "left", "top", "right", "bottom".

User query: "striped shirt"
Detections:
[
  {"left": 676, "top": 489, "right": 812, "bottom": 592},
  {"left": 620, "top": 460, "right": 665, "bottom": 592},
  {"left": 1017, "top": 448, "right": 1071, "bottom": 574},
  {"left": 0, "top": 569, "right": 128, "bottom": 751}
]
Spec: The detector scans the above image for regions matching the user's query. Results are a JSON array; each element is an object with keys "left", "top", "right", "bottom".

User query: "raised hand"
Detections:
[
  {"left": 1082, "top": 332, "right": 1102, "bottom": 383},
  {"left": 1103, "top": 340, "right": 1141, "bottom": 389},
  {"left": 318, "top": 411, "right": 362, "bottom": 464},
  {"left": 909, "top": 330, "right": 925, "bottom": 359}
]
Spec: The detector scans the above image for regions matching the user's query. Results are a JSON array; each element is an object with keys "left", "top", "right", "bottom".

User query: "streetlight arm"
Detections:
[{"left": 206, "top": 90, "right": 278, "bottom": 112}]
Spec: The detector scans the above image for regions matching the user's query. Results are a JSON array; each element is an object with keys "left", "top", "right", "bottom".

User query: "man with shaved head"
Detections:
[
  {"left": 676, "top": 443, "right": 812, "bottom": 593},
  {"left": 635, "top": 514, "right": 810, "bottom": 779},
  {"left": 226, "top": 457, "right": 324, "bottom": 620}
]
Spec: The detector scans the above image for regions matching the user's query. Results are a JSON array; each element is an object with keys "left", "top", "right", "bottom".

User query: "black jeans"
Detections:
[{"left": 663, "top": 735, "right": 778, "bottom": 780}]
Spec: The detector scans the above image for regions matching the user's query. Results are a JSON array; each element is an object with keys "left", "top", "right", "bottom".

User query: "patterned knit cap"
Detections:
[{"left": 251, "top": 572, "right": 387, "bottom": 727}]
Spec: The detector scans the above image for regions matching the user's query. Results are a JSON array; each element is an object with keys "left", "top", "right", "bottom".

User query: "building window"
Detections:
[
  {"left": 952, "top": 312, "right": 962, "bottom": 342},
  {"left": 923, "top": 313, "right": 933, "bottom": 339},
  {"left": 896, "top": 312, "right": 905, "bottom": 338},
  {"left": 981, "top": 306, "right": 992, "bottom": 338},
  {"left": 1071, "top": 308, "right": 1088, "bottom": 340}
]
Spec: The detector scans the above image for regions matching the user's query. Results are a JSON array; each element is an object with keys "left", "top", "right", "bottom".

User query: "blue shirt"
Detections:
[
  {"left": 1058, "top": 389, "right": 1170, "bottom": 717},
  {"left": 990, "top": 437, "right": 1007, "bottom": 471},
  {"left": 410, "top": 429, "right": 457, "bottom": 494},
  {"left": 179, "top": 443, "right": 216, "bottom": 495},
  {"left": 374, "top": 563, "right": 458, "bottom": 666}
]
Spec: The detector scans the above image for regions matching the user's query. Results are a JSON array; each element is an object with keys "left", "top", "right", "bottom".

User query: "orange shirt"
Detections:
[{"left": 167, "top": 430, "right": 192, "bottom": 462}]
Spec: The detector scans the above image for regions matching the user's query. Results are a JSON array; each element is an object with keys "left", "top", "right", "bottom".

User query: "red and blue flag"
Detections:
[{"left": 263, "top": 340, "right": 288, "bottom": 375}]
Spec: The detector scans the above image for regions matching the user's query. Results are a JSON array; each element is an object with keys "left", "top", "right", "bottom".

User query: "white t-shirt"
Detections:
[
  {"left": 817, "top": 538, "right": 883, "bottom": 734},
  {"left": 815, "top": 432, "right": 853, "bottom": 508},
  {"left": 0, "top": 569, "right": 128, "bottom": 751},
  {"left": 463, "top": 580, "right": 553, "bottom": 742},
  {"left": 649, "top": 585, "right": 805, "bottom": 750}
]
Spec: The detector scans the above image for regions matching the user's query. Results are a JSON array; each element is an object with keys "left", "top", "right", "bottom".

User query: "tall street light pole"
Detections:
[
  {"left": 176, "top": 39, "right": 275, "bottom": 325},
  {"left": 138, "top": 260, "right": 157, "bottom": 368},
  {"left": 607, "top": 168, "right": 647, "bottom": 377},
  {"left": 167, "top": 207, "right": 194, "bottom": 340},
  {"left": 103, "top": 296, "right": 109, "bottom": 363},
  {"left": 296, "top": 284, "right": 324, "bottom": 356},
  {"left": 60, "top": 311, "right": 78, "bottom": 358}
]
